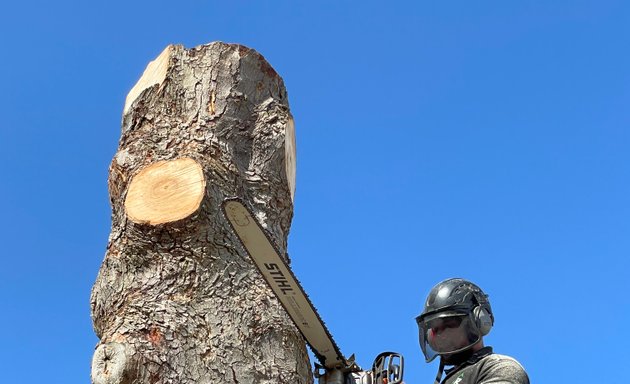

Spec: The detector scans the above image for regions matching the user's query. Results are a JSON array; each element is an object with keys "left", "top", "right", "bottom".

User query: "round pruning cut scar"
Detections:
[{"left": 125, "top": 157, "right": 206, "bottom": 225}]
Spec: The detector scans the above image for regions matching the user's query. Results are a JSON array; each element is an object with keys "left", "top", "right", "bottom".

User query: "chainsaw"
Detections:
[{"left": 223, "top": 198, "right": 404, "bottom": 384}]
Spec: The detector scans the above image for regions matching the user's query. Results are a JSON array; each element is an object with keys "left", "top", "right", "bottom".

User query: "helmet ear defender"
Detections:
[
  {"left": 472, "top": 291, "right": 493, "bottom": 336},
  {"left": 473, "top": 306, "right": 493, "bottom": 336}
]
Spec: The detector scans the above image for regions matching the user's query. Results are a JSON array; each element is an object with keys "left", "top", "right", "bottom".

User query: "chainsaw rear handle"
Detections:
[
  {"left": 316, "top": 351, "right": 404, "bottom": 384},
  {"left": 371, "top": 351, "right": 404, "bottom": 384}
]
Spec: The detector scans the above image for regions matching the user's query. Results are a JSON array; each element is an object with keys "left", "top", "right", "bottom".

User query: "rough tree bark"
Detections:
[{"left": 90, "top": 42, "right": 310, "bottom": 384}]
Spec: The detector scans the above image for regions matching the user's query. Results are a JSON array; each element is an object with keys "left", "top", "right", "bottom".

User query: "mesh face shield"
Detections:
[{"left": 416, "top": 311, "right": 483, "bottom": 363}]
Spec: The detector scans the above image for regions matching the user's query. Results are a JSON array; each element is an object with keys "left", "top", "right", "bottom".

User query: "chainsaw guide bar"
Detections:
[{"left": 222, "top": 198, "right": 348, "bottom": 370}]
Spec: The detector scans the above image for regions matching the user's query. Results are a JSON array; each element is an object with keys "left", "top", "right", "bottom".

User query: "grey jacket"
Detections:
[{"left": 442, "top": 347, "right": 529, "bottom": 384}]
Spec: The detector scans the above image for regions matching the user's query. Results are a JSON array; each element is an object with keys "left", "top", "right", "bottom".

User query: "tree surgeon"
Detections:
[{"left": 415, "top": 278, "right": 529, "bottom": 384}]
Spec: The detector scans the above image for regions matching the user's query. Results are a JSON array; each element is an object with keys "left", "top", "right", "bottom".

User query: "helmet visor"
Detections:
[{"left": 416, "top": 312, "right": 482, "bottom": 362}]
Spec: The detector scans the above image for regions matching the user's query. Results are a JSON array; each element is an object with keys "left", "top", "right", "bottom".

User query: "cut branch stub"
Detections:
[
  {"left": 285, "top": 117, "right": 296, "bottom": 201},
  {"left": 123, "top": 45, "right": 171, "bottom": 115},
  {"left": 124, "top": 157, "right": 205, "bottom": 225},
  {"left": 91, "top": 342, "right": 129, "bottom": 384}
]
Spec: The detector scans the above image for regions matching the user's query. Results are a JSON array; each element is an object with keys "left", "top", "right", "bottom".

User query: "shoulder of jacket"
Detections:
[
  {"left": 477, "top": 354, "right": 529, "bottom": 384},
  {"left": 483, "top": 354, "right": 523, "bottom": 365}
]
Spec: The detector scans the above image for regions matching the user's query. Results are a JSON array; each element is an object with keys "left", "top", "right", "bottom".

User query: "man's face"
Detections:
[
  {"left": 427, "top": 315, "right": 470, "bottom": 352},
  {"left": 417, "top": 311, "right": 483, "bottom": 362}
]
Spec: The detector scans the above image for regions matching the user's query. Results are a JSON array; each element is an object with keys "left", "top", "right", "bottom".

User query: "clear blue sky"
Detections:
[{"left": 1, "top": 1, "right": 628, "bottom": 382}]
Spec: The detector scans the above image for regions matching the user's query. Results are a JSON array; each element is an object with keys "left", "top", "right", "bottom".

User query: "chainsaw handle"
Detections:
[
  {"left": 372, "top": 351, "right": 404, "bottom": 384},
  {"left": 315, "top": 352, "right": 404, "bottom": 384}
]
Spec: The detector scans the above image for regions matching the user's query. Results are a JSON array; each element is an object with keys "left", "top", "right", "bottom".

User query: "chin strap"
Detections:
[{"left": 433, "top": 358, "right": 445, "bottom": 384}]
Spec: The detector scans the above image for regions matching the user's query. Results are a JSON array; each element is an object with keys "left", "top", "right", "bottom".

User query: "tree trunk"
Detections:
[{"left": 90, "top": 42, "right": 309, "bottom": 384}]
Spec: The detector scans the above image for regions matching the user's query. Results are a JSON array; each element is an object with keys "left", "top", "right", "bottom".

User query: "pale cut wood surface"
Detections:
[
  {"left": 124, "top": 45, "right": 172, "bottom": 114},
  {"left": 285, "top": 117, "right": 296, "bottom": 201},
  {"left": 125, "top": 157, "right": 205, "bottom": 225}
]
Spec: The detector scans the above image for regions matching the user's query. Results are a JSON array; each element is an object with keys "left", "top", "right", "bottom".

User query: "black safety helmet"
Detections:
[{"left": 415, "top": 278, "right": 494, "bottom": 362}]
